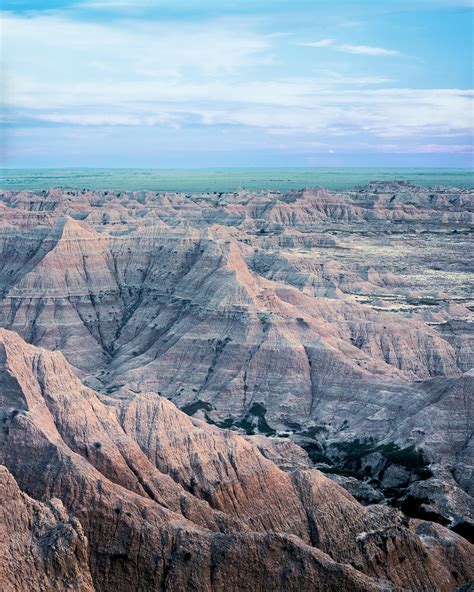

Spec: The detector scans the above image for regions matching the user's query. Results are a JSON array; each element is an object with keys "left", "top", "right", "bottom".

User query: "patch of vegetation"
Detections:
[
  {"left": 195, "top": 404, "right": 276, "bottom": 436},
  {"left": 248, "top": 403, "right": 276, "bottom": 435},
  {"left": 378, "top": 443, "right": 432, "bottom": 478},
  {"left": 225, "top": 403, "right": 276, "bottom": 436},
  {"left": 213, "top": 418, "right": 235, "bottom": 429},
  {"left": 330, "top": 438, "right": 432, "bottom": 480},
  {"left": 300, "top": 442, "right": 331, "bottom": 464},
  {"left": 181, "top": 400, "right": 213, "bottom": 416},
  {"left": 333, "top": 437, "right": 377, "bottom": 462}
]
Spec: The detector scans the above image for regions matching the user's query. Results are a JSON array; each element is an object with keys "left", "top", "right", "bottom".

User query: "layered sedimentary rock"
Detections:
[
  {"left": 0, "top": 329, "right": 473, "bottom": 591},
  {"left": 0, "top": 466, "right": 94, "bottom": 592},
  {"left": 0, "top": 182, "right": 472, "bottom": 533}
]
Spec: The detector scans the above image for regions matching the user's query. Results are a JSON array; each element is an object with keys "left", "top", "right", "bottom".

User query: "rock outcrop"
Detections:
[
  {"left": 0, "top": 329, "right": 473, "bottom": 591},
  {"left": 0, "top": 182, "right": 472, "bottom": 552},
  {"left": 0, "top": 465, "right": 94, "bottom": 592}
]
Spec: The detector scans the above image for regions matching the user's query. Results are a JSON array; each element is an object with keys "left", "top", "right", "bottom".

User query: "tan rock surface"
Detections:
[
  {"left": 0, "top": 182, "right": 472, "bottom": 579},
  {"left": 0, "top": 329, "right": 472, "bottom": 591},
  {"left": 0, "top": 465, "right": 94, "bottom": 592}
]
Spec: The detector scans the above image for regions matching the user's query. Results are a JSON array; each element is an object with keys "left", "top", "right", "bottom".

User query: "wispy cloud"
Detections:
[
  {"left": 198, "top": 89, "right": 473, "bottom": 138},
  {"left": 302, "top": 39, "right": 335, "bottom": 48},
  {"left": 299, "top": 39, "right": 399, "bottom": 56},
  {"left": 2, "top": 11, "right": 471, "bottom": 138},
  {"left": 1, "top": 6, "right": 472, "bottom": 165},
  {"left": 336, "top": 44, "right": 399, "bottom": 56}
]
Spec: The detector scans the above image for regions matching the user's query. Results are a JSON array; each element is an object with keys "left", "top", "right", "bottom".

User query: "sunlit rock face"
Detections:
[
  {"left": 0, "top": 329, "right": 473, "bottom": 591},
  {"left": 0, "top": 182, "right": 472, "bottom": 574}
]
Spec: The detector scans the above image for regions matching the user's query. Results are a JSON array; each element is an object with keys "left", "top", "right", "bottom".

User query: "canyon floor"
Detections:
[{"left": 0, "top": 181, "right": 472, "bottom": 590}]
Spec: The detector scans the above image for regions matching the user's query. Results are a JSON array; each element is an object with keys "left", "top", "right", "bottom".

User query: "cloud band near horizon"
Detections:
[{"left": 1, "top": 1, "right": 473, "bottom": 167}]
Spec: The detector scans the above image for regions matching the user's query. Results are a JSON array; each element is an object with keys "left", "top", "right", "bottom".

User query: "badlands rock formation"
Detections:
[
  {"left": 0, "top": 182, "right": 472, "bottom": 588},
  {"left": 0, "top": 329, "right": 473, "bottom": 591},
  {"left": 0, "top": 466, "right": 94, "bottom": 591}
]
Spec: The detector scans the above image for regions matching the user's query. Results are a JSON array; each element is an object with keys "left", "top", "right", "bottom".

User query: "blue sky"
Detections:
[{"left": 1, "top": 0, "right": 473, "bottom": 167}]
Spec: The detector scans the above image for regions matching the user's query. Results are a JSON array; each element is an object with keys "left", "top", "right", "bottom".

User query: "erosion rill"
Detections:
[{"left": 0, "top": 182, "right": 473, "bottom": 590}]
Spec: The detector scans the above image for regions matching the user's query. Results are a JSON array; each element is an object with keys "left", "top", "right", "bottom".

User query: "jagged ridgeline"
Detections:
[
  {"left": 0, "top": 182, "right": 473, "bottom": 590},
  {"left": 0, "top": 329, "right": 473, "bottom": 591}
]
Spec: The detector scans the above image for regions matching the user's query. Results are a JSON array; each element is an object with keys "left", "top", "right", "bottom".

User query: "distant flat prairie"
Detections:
[{"left": 1, "top": 167, "right": 473, "bottom": 192}]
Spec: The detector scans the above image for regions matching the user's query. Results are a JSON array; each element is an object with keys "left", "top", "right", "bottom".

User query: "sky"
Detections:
[{"left": 1, "top": 0, "right": 473, "bottom": 168}]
